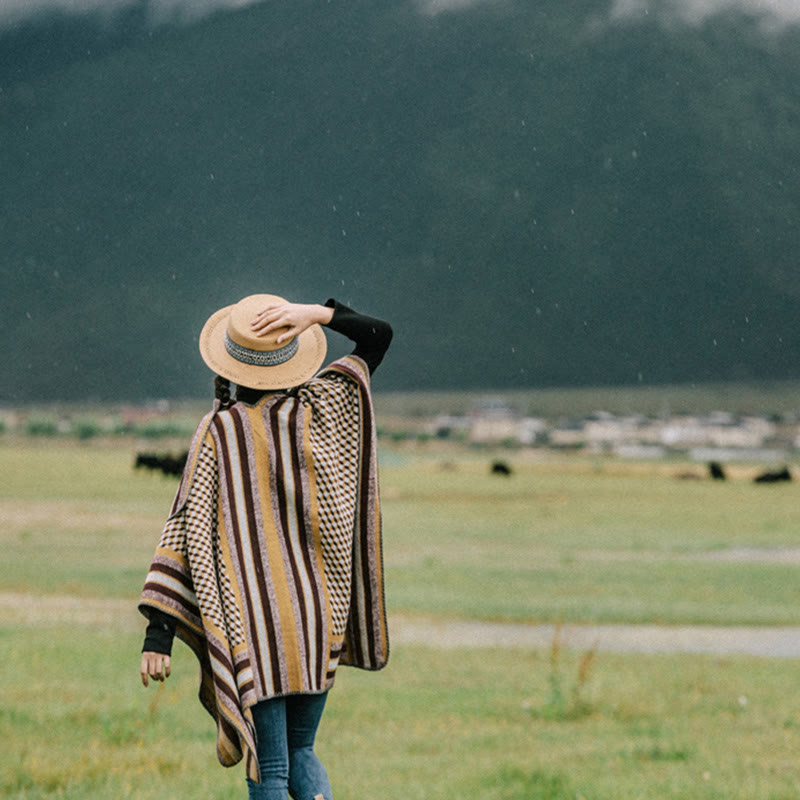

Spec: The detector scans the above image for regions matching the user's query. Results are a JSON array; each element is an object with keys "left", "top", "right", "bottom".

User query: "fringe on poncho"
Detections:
[{"left": 139, "top": 356, "right": 389, "bottom": 782}]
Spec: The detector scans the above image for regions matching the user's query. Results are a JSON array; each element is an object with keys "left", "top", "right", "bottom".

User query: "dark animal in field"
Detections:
[
  {"left": 708, "top": 461, "right": 727, "bottom": 481},
  {"left": 491, "top": 460, "right": 512, "bottom": 476},
  {"left": 135, "top": 451, "right": 188, "bottom": 478},
  {"left": 753, "top": 466, "right": 792, "bottom": 484},
  {"left": 159, "top": 453, "right": 188, "bottom": 476},
  {"left": 135, "top": 453, "right": 161, "bottom": 471}
]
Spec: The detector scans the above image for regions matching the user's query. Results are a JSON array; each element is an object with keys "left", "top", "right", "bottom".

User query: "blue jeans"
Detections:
[{"left": 247, "top": 691, "right": 333, "bottom": 800}]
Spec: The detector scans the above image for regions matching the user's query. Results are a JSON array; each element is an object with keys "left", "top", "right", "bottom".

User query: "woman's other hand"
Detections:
[
  {"left": 251, "top": 303, "right": 333, "bottom": 344},
  {"left": 141, "top": 651, "right": 171, "bottom": 688}
]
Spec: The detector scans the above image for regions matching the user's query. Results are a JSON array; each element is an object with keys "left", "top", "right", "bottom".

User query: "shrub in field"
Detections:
[
  {"left": 111, "top": 419, "right": 136, "bottom": 436},
  {"left": 25, "top": 415, "right": 59, "bottom": 436},
  {"left": 72, "top": 417, "right": 101, "bottom": 440},
  {"left": 134, "top": 419, "right": 195, "bottom": 439},
  {"left": 538, "top": 623, "right": 598, "bottom": 721}
]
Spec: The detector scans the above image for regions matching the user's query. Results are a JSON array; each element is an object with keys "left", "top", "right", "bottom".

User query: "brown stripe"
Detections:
[
  {"left": 218, "top": 715, "right": 242, "bottom": 755},
  {"left": 213, "top": 416, "right": 268, "bottom": 693},
  {"left": 230, "top": 409, "right": 286, "bottom": 695},
  {"left": 238, "top": 405, "right": 286, "bottom": 695},
  {"left": 286, "top": 400, "right": 325, "bottom": 687},
  {"left": 357, "top": 380, "right": 380, "bottom": 664},
  {"left": 149, "top": 561, "right": 194, "bottom": 590},
  {"left": 269, "top": 399, "right": 313, "bottom": 687},
  {"left": 206, "top": 635, "right": 235, "bottom": 673},
  {"left": 212, "top": 673, "right": 240, "bottom": 708},
  {"left": 142, "top": 583, "right": 197, "bottom": 617},
  {"left": 299, "top": 401, "right": 327, "bottom": 686},
  {"left": 205, "top": 644, "right": 242, "bottom": 711}
]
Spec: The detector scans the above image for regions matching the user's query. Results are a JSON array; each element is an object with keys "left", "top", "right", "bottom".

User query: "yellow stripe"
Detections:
[
  {"left": 220, "top": 413, "right": 275, "bottom": 694},
  {"left": 276, "top": 401, "right": 319, "bottom": 684}
]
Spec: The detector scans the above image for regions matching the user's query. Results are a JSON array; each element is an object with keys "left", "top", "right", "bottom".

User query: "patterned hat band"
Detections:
[{"left": 224, "top": 332, "right": 299, "bottom": 367}]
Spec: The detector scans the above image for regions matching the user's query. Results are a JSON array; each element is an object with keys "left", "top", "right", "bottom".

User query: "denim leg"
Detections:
[
  {"left": 286, "top": 693, "right": 333, "bottom": 800},
  {"left": 247, "top": 697, "right": 290, "bottom": 800}
]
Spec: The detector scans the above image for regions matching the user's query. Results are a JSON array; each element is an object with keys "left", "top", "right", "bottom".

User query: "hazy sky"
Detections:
[
  {"left": 419, "top": 0, "right": 800, "bottom": 24},
  {"left": 1, "top": 0, "right": 799, "bottom": 26},
  {"left": 610, "top": 0, "right": 800, "bottom": 26},
  {"left": 0, "top": 0, "right": 261, "bottom": 26}
]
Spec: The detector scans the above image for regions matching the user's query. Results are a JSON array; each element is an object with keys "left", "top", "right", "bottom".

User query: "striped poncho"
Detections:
[{"left": 139, "top": 355, "right": 389, "bottom": 781}]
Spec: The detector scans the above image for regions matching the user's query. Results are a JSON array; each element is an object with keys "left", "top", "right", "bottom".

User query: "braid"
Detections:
[{"left": 214, "top": 375, "right": 234, "bottom": 409}]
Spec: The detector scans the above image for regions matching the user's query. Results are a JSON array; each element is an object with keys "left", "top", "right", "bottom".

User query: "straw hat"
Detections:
[{"left": 199, "top": 294, "right": 327, "bottom": 389}]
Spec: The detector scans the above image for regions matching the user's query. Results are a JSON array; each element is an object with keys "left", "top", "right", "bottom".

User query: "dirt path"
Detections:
[
  {"left": 3, "top": 591, "right": 799, "bottom": 658},
  {"left": 390, "top": 617, "right": 800, "bottom": 658}
]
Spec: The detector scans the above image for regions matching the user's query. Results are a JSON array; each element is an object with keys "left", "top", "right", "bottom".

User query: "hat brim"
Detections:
[{"left": 199, "top": 304, "right": 327, "bottom": 390}]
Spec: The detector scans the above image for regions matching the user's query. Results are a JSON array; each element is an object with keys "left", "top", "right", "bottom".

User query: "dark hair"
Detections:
[{"left": 214, "top": 375, "right": 234, "bottom": 409}]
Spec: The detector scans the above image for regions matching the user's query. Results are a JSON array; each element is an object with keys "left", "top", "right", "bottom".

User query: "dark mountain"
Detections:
[{"left": 2, "top": 1, "right": 799, "bottom": 401}]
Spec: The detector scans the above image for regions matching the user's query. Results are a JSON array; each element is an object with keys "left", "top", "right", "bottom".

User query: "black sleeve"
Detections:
[
  {"left": 324, "top": 298, "right": 393, "bottom": 375},
  {"left": 142, "top": 608, "right": 177, "bottom": 655}
]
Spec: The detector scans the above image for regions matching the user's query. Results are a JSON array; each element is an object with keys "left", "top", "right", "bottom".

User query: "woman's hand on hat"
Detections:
[
  {"left": 251, "top": 303, "right": 333, "bottom": 344},
  {"left": 140, "top": 651, "right": 171, "bottom": 688}
]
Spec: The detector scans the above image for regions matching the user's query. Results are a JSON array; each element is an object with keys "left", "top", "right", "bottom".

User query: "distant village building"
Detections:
[
  {"left": 583, "top": 412, "right": 656, "bottom": 448},
  {"left": 659, "top": 414, "right": 775, "bottom": 450},
  {"left": 468, "top": 396, "right": 518, "bottom": 445},
  {"left": 470, "top": 415, "right": 519, "bottom": 445},
  {"left": 517, "top": 417, "right": 548, "bottom": 446},
  {"left": 548, "top": 419, "right": 587, "bottom": 448},
  {"left": 462, "top": 402, "right": 790, "bottom": 455}
]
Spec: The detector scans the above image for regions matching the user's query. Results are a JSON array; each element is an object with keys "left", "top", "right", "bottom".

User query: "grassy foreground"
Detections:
[
  {"left": 3, "top": 625, "right": 800, "bottom": 799},
  {"left": 2, "top": 440, "right": 800, "bottom": 798}
]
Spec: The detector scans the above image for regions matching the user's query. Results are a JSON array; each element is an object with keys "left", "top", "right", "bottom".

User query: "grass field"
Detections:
[{"left": 2, "top": 440, "right": 800, "bottom": 798}]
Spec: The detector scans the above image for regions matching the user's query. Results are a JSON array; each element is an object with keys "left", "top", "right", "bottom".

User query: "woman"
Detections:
[{"left": 139, "top": 295, "right": 392, "bottom": 800}]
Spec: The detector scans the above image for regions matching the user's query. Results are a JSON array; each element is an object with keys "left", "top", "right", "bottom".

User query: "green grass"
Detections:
[
  {"left": 3, "top": 625, "right": 800, "bottom": 799},
  {"left": 2, "top": 442, "right": 800, "bottom": 622},
  {"left": 3, "top": 440, "right": 800, "bottom": 798},
  {"left": 381, "top": 456, "right": 800, "bottom": 625}
]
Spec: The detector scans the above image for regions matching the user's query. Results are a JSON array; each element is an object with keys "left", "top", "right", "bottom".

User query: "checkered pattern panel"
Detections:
[
  {"left": 183, "top": 442, "right": 246, "bottom": 647},
  {"left": 302, "top": 373, "right": 362, "bottom": 636},
  {"left": 158, "top": 512, "right": 187, "bottom": 555}
]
